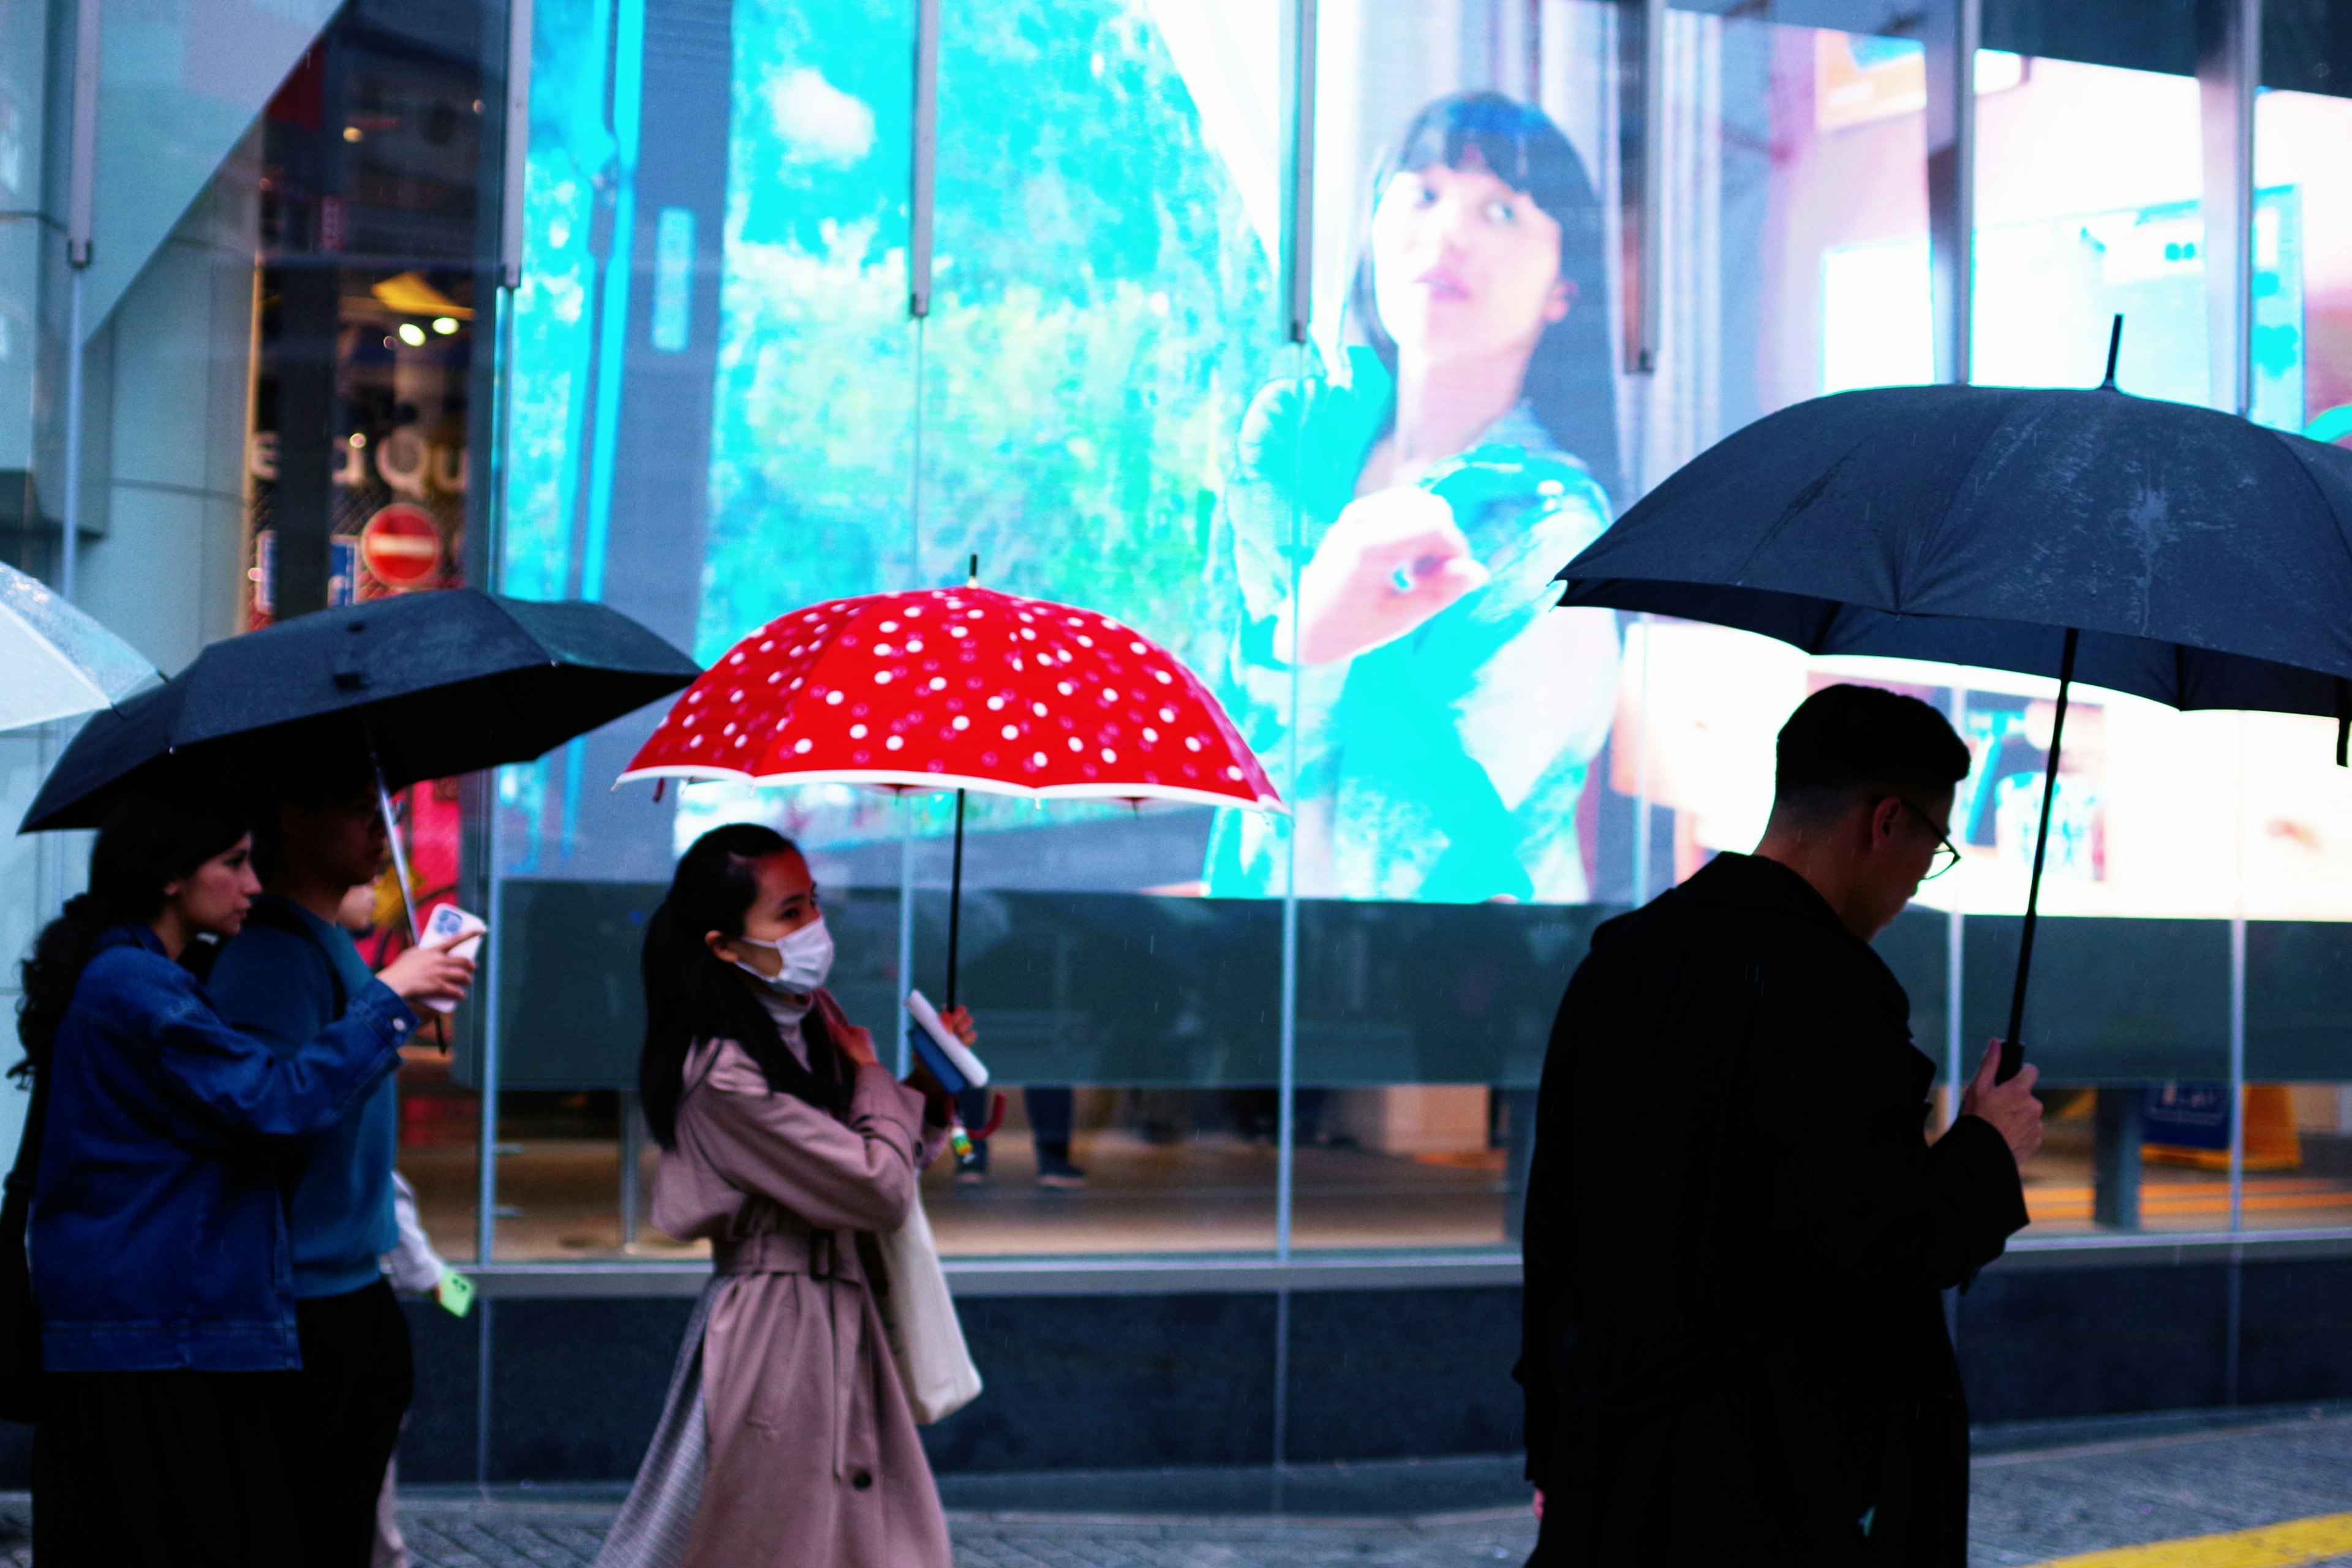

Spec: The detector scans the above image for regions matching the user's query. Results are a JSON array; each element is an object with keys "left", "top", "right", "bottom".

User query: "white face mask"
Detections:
[{"left": 731, "top": 914, "right": 834, "bottom": 996}]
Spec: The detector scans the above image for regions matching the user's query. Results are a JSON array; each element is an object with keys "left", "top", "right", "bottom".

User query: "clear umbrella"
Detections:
[{"left": 0, "top": 560, "right": 155, "bottom": 733}]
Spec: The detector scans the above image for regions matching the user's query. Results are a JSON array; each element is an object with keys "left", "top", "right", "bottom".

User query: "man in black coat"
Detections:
[{"left": 1517, "top": 684, "right": 2043, "bottom": 1565}]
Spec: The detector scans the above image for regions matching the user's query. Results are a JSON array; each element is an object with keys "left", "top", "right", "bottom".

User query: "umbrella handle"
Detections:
[{"left": 1999, "top": 626, "right": 2078, "bottom": 1084}]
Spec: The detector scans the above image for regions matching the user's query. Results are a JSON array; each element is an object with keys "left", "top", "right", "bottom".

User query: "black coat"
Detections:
[{"left": 1517, "top": 853, "right": 2027, "bottom": 1566}]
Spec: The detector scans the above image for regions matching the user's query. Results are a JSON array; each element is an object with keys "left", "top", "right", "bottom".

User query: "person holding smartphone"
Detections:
[
  {"left": 21, "top": 782, "right": 470, "bottom": 1567},
  {"left": 208, "top": 756, "right": 476, "bottom": 1568}
]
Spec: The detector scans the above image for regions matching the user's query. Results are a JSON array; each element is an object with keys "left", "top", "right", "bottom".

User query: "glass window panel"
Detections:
[
  {"left": 235, "top": 10, "right": 503, "bottom": 1263},
  {"left": 1972, "top": 46, "right": 2209, "bottom": 395},
  {"left": 900, "top": 0, "right": 1289, "bottom": 1256},
  {"left": 1275, "top": 0, "right": 1639, "bottom": 1253},
  {"left": 508, "top": 0, "right": 1291, "bottom": 1259},
  {"left": 491, "top": 0, "right": 835, "bottom": 1258},
  {"left": 2231, "top": 77, "right": 2352, "bottom": 1232}
]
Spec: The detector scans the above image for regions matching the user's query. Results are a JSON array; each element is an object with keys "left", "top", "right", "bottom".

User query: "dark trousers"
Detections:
[
  {"left": 34, "top": 1367, "right": 302, "bottom": 1567},
  {"left": 960, "top": 1085, "right": 1076, "bottom": 1164},
  {"left": 289, "top": 1279, "right": 414, "bottom": 1568}
]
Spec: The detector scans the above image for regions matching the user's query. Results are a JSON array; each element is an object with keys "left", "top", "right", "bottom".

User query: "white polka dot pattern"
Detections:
[{"left": 619, "top": 588, "right": 1284, "bottom": 811}]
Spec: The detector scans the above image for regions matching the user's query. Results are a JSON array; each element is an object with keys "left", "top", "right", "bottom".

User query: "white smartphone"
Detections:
[{"left": 417, "top": 904, "right": 487, "bottom": 1014}]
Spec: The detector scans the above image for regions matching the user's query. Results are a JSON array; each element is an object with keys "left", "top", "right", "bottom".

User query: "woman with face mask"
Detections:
[
  {"left": 1202, "top": 91, "right": 1623, "bottom": 904},
  {"left": 600, "top": 823, "right": 968, "bottom": 1568}
]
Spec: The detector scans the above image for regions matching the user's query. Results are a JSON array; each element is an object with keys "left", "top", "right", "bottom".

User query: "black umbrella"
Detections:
[
  {"left": 1555, "top": 322, "right": 2352, "bottom": 1079},
  {"left": 23, "top": 589, "right": 698, "bottom": 933}
]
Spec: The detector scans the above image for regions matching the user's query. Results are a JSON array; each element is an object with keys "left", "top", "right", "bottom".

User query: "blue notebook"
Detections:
[{"left": 903, "top": 990, "right": 990, "bottom": 1096}]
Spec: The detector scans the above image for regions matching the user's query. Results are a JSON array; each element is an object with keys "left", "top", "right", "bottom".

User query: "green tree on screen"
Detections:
[{"left": 704, "top": 0, "right": 1277, "bottom": 674}]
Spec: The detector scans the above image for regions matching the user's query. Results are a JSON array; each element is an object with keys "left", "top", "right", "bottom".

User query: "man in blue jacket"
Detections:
[{"left": 211, "top": 758, "right": 471, "bottom": 1568}]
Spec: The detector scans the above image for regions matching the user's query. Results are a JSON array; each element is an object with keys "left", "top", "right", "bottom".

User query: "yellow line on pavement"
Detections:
[{"left": 2035, "top": 1512, "right": 2352, "bottom": 1567}]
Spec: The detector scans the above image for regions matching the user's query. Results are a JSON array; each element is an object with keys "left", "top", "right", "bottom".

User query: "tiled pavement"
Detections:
[
  {"left": 5, "top": 1410, "right": 2352, "bottom": 1565},
  {"left": 1968, "top": 1407, "right": 2352, "bottom": 1566}
]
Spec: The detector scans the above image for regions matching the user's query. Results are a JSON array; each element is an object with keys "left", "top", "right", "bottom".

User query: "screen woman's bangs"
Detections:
[{"left": 1385, "top": 92, "right": 1588, "bottom": 221}]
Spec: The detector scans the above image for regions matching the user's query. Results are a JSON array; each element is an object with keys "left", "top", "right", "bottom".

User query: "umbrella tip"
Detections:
[
  {"left": 967, "top": 552, "right": 979, "bottom": 588},
  {"left": 2100, "top": 314, "right": 2124, "bottom": 390}
]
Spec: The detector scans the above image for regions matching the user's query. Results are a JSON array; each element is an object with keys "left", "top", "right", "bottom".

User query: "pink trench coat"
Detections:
[{"left": 595, "top": 995, "right": 952, "bottom": 1568}]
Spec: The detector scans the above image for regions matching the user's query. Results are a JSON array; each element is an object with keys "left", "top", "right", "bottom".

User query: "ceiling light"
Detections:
[
  {"left": 397, "top": 322, "right": 427, "bottom": 347},
  {"left": 431, "top": 316, "right": 458, "bottom": 336},
  {"left": 342, "top": 126, "right": 363, "bottom": 143}
]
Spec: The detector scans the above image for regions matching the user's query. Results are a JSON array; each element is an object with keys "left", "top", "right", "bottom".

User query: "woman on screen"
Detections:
[{"left": 1202, "top": 91, "right": 1622, "bottom": 903}]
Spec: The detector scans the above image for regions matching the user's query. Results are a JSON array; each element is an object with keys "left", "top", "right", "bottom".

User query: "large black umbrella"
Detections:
[
  {"left": 23, "top": 590, "right": 697, "bottom": 929},
  {"left": 1556, "top": 325, "right": 2352, "bottom": 1077}
]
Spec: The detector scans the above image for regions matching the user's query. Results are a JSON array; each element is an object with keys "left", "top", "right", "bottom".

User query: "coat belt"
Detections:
[{"left": 712, "top": 1227, "right": 854, "bottom": 1281}]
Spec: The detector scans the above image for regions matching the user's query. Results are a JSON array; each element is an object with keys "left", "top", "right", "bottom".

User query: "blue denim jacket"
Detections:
[{"left": 31, "top": 924, "right": 415, "bottom": 1372}]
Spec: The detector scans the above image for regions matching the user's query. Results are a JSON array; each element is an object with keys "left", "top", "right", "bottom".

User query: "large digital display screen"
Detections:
[{"left": 503, "top": 3, "right": 2352, "bottom": 921}]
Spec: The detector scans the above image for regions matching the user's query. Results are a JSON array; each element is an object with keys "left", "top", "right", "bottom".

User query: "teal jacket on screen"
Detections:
[
  {"left": 209, "top": 896, "right": 404, "bottom": 1300},
  {"left": 1199, "top": 345, "right": 1616, "bottom": 903}
]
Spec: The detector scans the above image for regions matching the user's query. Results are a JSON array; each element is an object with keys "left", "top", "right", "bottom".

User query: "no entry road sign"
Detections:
[{"left": 360, "top": 503, "right": 445, "bottom": 590}]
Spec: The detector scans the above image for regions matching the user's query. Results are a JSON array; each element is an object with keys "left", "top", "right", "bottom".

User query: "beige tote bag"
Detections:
[{"left": 874, "top": 1191, "right": 982, "bottom": 1424}]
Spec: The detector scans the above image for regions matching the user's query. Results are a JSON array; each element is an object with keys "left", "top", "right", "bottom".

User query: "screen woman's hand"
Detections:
[{"left": 1293, "top": 488, "right": 1490, "bottom": 665}]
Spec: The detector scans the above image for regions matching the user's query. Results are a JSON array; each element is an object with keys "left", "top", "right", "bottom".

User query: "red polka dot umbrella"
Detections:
[
  {"left": 619, "top": 586, "right": 1281, "bottom": 808},
  {"left": 617, "top": 584, "right": 1283, "bottom": 1006}
]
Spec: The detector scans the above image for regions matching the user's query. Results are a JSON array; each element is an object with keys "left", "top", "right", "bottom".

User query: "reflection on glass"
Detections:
[
  {"left": 2241, "top": 86, "right": 2352, "bottom": 1229},
  {"left": 230, "top": 12, "right": 499, "bottom": 1265},
  {"left": 497, "top": 0, "right": 1291, "bottom": 1259},
  {"left": 1973, "top": 56, "right": 2211, "bottom": 393},
  {"left": 883, "top": 1, "right": 1287, "bottom": 1254},
  {"left": 2262, "top": 87, "right": 2352, "bottom": 446}
]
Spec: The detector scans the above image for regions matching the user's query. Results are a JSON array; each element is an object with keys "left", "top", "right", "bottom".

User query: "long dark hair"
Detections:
[
  {"left": 1346, "top": 90, "right": 1623, "bottom": 512},
  {"left": 639, "top": 823, "right": 848, "bottom": 1148},
  {"left": 16, "top": 784, "right": 250, "bottom": 1077}
]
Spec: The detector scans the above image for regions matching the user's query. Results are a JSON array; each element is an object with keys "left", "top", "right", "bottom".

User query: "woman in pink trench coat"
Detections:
[{"left": 597, "top": 824, "right": 963, "bottom": 1568}]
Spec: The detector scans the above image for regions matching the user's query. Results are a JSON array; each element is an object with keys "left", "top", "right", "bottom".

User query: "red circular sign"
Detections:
[{"left": 359, "top": 503, "right": 444, "bottom": 590}]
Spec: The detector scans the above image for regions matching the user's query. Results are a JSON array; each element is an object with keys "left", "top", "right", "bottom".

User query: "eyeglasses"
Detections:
[{"left": 1896, "top": 799, "right": 1962, "bottom": 880}]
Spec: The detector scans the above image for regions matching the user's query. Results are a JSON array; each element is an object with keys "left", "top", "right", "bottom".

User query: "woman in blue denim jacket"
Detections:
[{"left": 16, "top": 784, "right": 471, "bottom": 1567}]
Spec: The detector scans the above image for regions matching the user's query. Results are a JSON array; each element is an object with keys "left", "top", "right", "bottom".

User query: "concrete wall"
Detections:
[
  {"left": 0, "top": 0, "right": 53, "bottom": 483},
  {"left": 0, "top": 1259, "right": 2313, "bottom": 1489},
  {"left": 70, "top": 125, "right": 257, "bottom": 674},
  {"left": 0, "top": 131, "right": 260, "bottom": 1164}
]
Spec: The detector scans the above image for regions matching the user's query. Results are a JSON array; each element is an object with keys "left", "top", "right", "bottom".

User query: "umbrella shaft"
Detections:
[
  {"left": 945, "top": 789, "right": 965, "bottom": 1013},
  {"left": 370, "top": 742, "right": 423, "bottom": 946},
  {"left": 2000, "top": 627, "right": 2079, "bottom": 1082}
]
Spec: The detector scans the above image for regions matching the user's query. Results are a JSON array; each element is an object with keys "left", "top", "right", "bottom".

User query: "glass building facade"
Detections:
[{"left": 7, "top": 0, "right": 2352, "bottom": 1465}]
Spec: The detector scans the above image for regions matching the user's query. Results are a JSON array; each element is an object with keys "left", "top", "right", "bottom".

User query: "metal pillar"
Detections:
[
  {"left": 618, "top": 1088, "right": 643, "bottom": 1248},
  {"left": 1924, "top": 0, "right": 1979, "bottom": 386},
  {"left": 58, "top": 0, "right": 102, "bottom": 601},
  {"left": 1621, "top": 0, "right": 1665, "bottom": 374},
  {"left": 475, "top": 0, "right": 534, "bottom": 1485},
  {"left": 1270, "top": 0, "right": 1317, "bottom": 1504},
  {"left": 2198, "top": 0, "right": 2260, "bottom": 417},
  {"left": 2093, "top": 1088, "right": 2143, "bottom": 1230}
]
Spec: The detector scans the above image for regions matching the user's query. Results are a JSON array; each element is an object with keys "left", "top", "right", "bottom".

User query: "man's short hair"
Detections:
[
  {"left": 247, "top": 745, "right": 379, "bottom": 882},
  {"left": 1773, "top": 684, "right": 1970, "bottom": 823}
]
